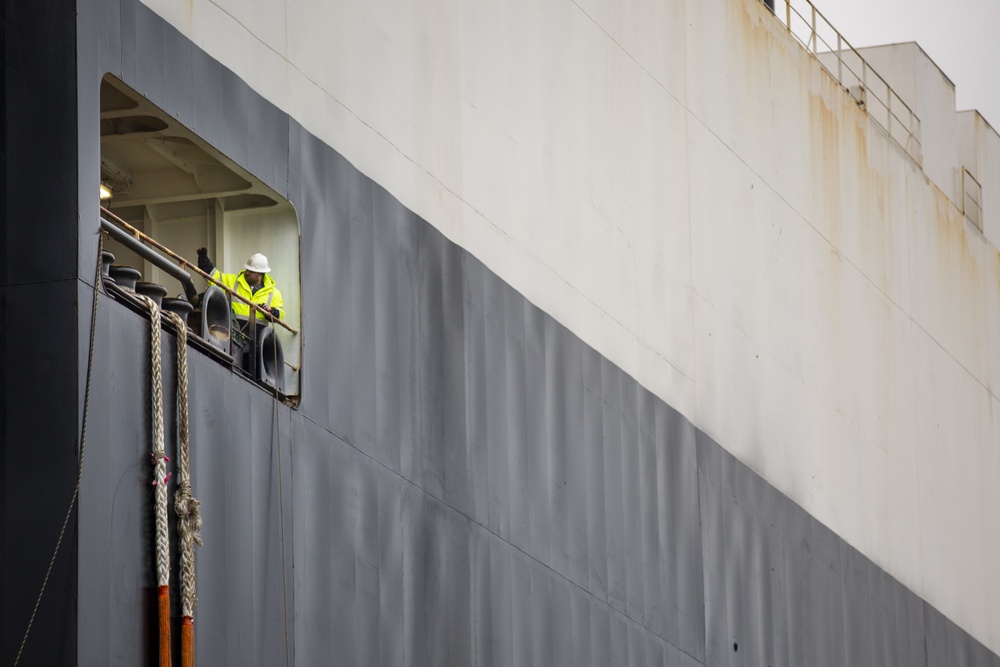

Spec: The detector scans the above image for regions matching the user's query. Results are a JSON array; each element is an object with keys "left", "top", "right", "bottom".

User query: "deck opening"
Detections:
[{"left": 99, "top": 74, "right": 302, "bottom": 398}]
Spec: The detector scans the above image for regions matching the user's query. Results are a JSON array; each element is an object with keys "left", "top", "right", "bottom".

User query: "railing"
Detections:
[
  {"left": 770, "top": 0, "right": 922, "bottom": 165},
  {"left": 963, "top": 167, "right": 983, "bottom": 231}
]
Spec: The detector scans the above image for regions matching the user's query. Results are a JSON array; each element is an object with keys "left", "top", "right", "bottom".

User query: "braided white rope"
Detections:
[
  {"left": 138, "top": 294, "right": 171, "bottom": 588},
  {"left": 165, "top": 311, "right": 202, "bottom": 619}
]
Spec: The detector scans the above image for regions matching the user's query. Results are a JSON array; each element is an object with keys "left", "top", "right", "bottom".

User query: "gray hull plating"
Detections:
[{"left": 1, "top": 0, "right": 998, "bottom": 665}]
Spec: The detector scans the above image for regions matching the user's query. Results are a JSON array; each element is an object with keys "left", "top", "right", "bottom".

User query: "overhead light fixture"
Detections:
[{"left": 100, "top": 182, "right": 113, "bottom": 200}]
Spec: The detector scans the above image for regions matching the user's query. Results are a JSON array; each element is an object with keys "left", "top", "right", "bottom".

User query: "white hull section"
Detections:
[{"left": 140, "top": 0, "right": 1000, "bottom": 651}]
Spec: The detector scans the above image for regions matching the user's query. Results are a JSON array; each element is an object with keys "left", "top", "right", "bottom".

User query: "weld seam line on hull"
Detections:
[
  {"left": 13, "top": 230, "right": 105, "bottom": 666},
  {"left": 292, "top": 408, "right": 705, "bottom": 663}
]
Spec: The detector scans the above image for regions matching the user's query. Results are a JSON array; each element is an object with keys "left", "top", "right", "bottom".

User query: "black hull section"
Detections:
[{"left": 1, "top": 0, "right": 998, "bottom": 664}]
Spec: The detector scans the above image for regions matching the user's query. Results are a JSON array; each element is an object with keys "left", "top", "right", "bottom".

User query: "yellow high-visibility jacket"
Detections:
[{"left": 211, "top": 269, "right": 284, "bottom": 321}]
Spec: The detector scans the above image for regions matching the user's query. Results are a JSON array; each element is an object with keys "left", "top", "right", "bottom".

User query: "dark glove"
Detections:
[{"left": 196, "top": 248, "right": 215, "bottom": 274}]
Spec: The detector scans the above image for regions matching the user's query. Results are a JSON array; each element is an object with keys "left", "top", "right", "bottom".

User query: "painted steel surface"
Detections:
[
  {"left": 0, "top": 0, "right": 80, "bottom": 663},
  {"left": 1, "top": 0, "right": 998, "bottom": 664},
  {"left": 115, "top": 0, "right": 1000, "bottom": 650}
]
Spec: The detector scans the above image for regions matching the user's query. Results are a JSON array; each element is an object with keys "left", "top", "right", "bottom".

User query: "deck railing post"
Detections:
[
  {"left": 837, "top": 34, "right": 842, "bottom": 85},
  {"left": 888, "top": 92, "right": 893, "bottom": 141},
  {"left": 862, "top": 61, "right": 867, "bottom": 105},
  {"left": 811, "top": 6, "right": 817, "bottom": 53},
  {"left": 963, "top": 168, "right": 968, "bottom": 217}
]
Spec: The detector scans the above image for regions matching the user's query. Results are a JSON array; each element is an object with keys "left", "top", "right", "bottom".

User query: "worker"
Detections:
[{"left": 196, "top": 248, "right": 284, "bottom": 322}]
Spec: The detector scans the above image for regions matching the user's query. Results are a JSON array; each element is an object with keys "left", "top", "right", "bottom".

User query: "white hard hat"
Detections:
[{"left": 244, "top": 253, "right": 271, "bottom": 273}]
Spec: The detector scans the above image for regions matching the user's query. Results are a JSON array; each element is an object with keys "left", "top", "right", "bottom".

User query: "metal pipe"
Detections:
[{"left": 100, "top": 217, "right": 197, "bottom": 299}]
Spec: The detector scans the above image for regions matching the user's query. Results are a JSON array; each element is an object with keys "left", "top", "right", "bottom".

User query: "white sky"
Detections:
[{"left": 813, "top": 0, "right": 1000, "bottom": 128}]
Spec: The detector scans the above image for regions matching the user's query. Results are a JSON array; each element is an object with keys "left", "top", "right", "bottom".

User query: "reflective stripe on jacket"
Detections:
[{"left": 211, "top": 269, "right": 284, "bottom": 321}]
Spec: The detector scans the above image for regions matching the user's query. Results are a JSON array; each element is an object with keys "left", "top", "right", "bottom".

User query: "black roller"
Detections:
[
  {"left": 199, "top": 284, "right": 231, "bottom": 353},
  {"left": 257, "top": 326, "right": 285, "bottom": 393}
]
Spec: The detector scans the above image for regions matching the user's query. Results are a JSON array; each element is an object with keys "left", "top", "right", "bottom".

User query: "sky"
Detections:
[{"left": 813, "top": 0, "right": 1000, "bottom": 127}]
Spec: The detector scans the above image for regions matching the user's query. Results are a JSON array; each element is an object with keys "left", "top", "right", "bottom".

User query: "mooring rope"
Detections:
[
  {"left": 265, "top": 326, "right": 291, "bottom": 667},
  {"left": 13, "top": 233, "right": 105, "bottom": 667},
  {"left": 137, "top": 294, "right": 173, "bottom": 667},
  {"left": 164, "top": 310, "right": 201, "bottom": 667}
]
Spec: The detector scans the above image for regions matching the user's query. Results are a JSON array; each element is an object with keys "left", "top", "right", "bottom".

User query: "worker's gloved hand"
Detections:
[{"left": 196, "top": 248, "right": 215, "bottom": 274}]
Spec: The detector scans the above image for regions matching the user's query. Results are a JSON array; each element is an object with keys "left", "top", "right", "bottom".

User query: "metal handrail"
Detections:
[
  {"left": 963, "top": 167, "right": 983, "bottom": 230},
  {"left": 99, "top": 205, "right": 299, "bottom": 335},
  {"left": 773, "top": 0, "right": 922, "bottom": 165}
]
